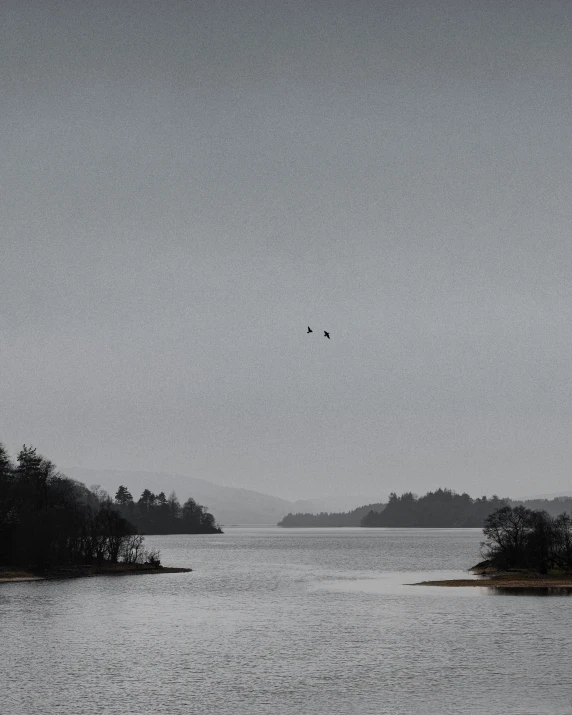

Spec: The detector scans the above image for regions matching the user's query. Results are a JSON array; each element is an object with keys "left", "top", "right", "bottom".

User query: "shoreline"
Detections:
[
  {"left": 412, "top": 577, "right": 572, "bottom": 588},
  {"left": 0, "top": 564, "right": 191, "bottom": 583},
  {"left": 412, "top": 565, "right": 572, "bottom": 589}
]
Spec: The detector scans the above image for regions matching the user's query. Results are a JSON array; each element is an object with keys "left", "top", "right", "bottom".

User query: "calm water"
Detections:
[{"left": 1, "top": 528, "right": 571, "bottom": 715}]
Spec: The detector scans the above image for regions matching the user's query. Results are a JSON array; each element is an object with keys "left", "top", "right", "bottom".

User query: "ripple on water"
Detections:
[{"left": 2, "top": 528, "right": 572, "bottom": 715}]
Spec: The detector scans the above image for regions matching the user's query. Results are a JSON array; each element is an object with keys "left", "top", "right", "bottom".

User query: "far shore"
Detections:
[{"left": 0, "top": 564, "right": 191, "bottom": 584}]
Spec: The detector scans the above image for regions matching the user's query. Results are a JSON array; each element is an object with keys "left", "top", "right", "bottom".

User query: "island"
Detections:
[
  {"left": 362, "top": 489, "right": 507, "bottom": 527},
  {"left": 413, "top": 504, "right": 572, "bottom": 590}
]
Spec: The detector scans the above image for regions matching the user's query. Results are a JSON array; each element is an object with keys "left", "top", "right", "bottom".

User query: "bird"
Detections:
[
  {"left": 307, "top": 326, "right": 313, "bottom": 333},
  {"left": 324, "top": 331, "right": 330, "bottom": 339}
]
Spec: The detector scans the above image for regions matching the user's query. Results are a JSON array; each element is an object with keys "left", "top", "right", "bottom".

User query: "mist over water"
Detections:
[{"left": 2, "top": 529, "right": 571, "bottom": 715}]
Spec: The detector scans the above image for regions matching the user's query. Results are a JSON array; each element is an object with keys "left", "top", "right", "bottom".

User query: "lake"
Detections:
[{"left": 1, "top": 528, "right": 571, "bottom": 714}]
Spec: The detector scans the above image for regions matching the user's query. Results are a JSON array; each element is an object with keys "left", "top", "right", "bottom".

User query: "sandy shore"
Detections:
[
  {"left": 0, "top": 565, "right": 191, "bottom": 583},
  {"left": 412, "top": 573, "right": 572, "bottom": 589}
]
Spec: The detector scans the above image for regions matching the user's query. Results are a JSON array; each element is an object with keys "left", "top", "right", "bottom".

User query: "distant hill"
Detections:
[
  {"left": 511, "top": 496, "right": 572, "bottom": 518},
  {"left": 278, "top": 503, "right": 386, "bottom": 527},
  {"left": 515, "top": 491, "right": 572, "bottom": 500},
  {"left": 63, "top": 467, "right": 320, "bottom": 526}
]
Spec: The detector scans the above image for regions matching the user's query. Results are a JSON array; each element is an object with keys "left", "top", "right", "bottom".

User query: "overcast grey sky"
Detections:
[{"left": 2, "top": 0, "right": 572, "bottom": 501}]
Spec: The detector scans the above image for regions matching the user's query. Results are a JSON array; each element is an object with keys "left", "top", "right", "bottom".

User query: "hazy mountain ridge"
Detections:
[{"left": 512, "top": 496, "right": 572, "bottom": 517}]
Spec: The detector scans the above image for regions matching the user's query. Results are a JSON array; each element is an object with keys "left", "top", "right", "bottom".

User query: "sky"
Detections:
[{"left": 2, "top": 0, "right": 572, "bottom": 502}]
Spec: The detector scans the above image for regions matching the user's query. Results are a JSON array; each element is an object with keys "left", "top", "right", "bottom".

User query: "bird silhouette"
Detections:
[
  {"left": 324, "top": 331, "right": 330, "bottom": 339},
  {"left": 307, "top": 326, "right": 313, "bottom": 333}
]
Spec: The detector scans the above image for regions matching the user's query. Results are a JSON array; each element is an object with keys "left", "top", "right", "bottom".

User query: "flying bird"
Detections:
[
  {"left": 324, "top": 331, "right": 330, "bottom": 339},
  {"left": 307, "top": 326, "right": 313, "bottom": 333}
]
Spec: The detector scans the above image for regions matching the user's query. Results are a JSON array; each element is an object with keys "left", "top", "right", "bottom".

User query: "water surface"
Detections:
[{"left": 2, "top": 528, "right": 571, "bottom": 714}]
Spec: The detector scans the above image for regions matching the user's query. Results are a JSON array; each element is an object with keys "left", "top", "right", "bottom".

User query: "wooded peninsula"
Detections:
[{"left": 0, "top": 443, "right": 221, "bottom": 581}]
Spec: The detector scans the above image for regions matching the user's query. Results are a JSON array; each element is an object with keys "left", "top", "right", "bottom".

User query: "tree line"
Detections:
[
  {"left": 114, "top": 485, "right": 222, "bottom": 534},
  {"left": 361, "top": 489, "right": 508, "bottom": 528},
  {"left": 482, "top": 505, "right": 572, "bottom": 574},
  {"left": 277, "top": 489, "right": 572, "bottom": 529},
  {"left": 0, "top": 444, "right": 157, "bottom": 569},
  {"left": 278, "top": 489, "right": 509, "bottom": 528},
  {"left": 278, "top": 489, "right": 511, "bottom": 528},
  {"left": 278, "top": 503, "right": 386, "bottom": 527}
]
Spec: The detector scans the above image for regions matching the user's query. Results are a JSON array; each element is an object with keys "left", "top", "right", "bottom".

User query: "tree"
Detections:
[
  {"left": 0, "top": 443, "right": 12, "bottom": 475},
  {"left": 167, "top": 491, "right": 181, "bottom": 520},
  {"left": 90, "top": 485, "right": 112, "bottom": 505},
  {"left": 553, "top": 513, "right": 572, "bottom": 571},
  {"left": 94, "top": 501, "right": 135, "bottom": 563},
  {"left": 115, "top": 485, "right": 134, "bottom": 506},
  {"left": 0, "top": 444, "right": 15, "bottom": 564},
  {"left": 527, "top": 510, "right": 554, "bottom": 574},
  {"left": 155, "top": 491, "right": 169, "bottom": 519},
  {"left": 138, "top": 489, "right": 155, "bottom": 513},
  {"left": 481, "top": 505, "right": 572, "bottom": 573},
  {"left": 482, "top": 505, "right": 531, "bottom": 568}
]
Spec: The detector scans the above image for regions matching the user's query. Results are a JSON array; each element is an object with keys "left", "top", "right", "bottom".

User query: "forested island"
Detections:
[
  {"left": 0, "top": 443, "right": 220, "bottom": 581},
  {"left": 417, "top": 504, "right": 572, "bottom": 589},
  {"left": 279, "top": 488, "right": 572, "bottom": 528},
  {"left": 362, "top": 489, "right": 507, "bottom": 527}
]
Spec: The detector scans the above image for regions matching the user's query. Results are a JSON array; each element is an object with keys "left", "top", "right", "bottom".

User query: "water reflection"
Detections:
[{"left": 488, "top": 585, "right": 572, "bottom": 596}]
